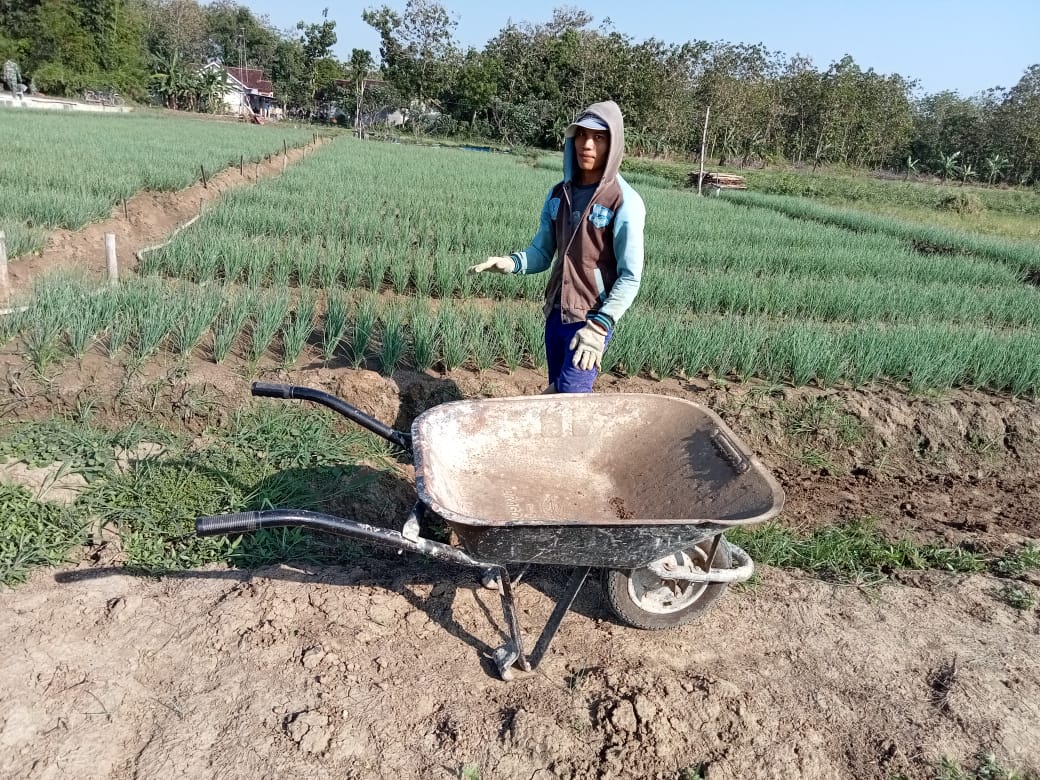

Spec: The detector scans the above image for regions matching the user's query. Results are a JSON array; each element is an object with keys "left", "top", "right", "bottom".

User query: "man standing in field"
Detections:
[{"left": 468, "top": 100, "right": 645, "bottom": 392}]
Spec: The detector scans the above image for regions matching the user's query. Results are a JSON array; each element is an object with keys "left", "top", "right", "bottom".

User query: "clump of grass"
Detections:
[
  {"left": 106, "top": 311, "right": 132, "bottom": 357},
  {"left": 280, "top": 289, "right": 317, "bottom": 368},
  {"left": 408, "top": 297, "right": 437, "bottom": 372},
  {"left": 84, "top": 404, "right": 388, "bottom": 573},
  {"left": 211, "top": 293, "right": 253, "bottom": 362},
  {"left": 462, "top": 304, "right": 497, "bottom": 371},
  {"left": 349, "top": 294, "right": 378, "bottom": 369},
  {"left": 413, "top": 252, "right": 434, "bottom": 297},
  {"left": 65, "top": 285, "right": 115, "bottom": 358},
  {"left": 437, "top": 303, "right": 467, "bottom": 371},
  {"left": 172, "top": 285, "right": 222, "bottom": 357},
  {"left": 990, "top": 544, "right": 1040, "bottom": 579},
  {"left": 321, "top": 292, "right": 349, "bottom": 365},
  {"left": 23, "top": 319, "right": 64, "bottom": 377},
  {"left": 520, "top": 308, "right": 547, "bottom": 370},
  {"left": 340, "top": 247, "right": 364, "bottom": 290},
  {"left": 366, "top": 248, "right": 389, "bottom": 291},
  {"left": 0, "top": 484, "right": 89, "bottom": 587},
  {"left": 387, "top": 249, "right": 411, "bottom": 293},
  {"left": 995, "top": 584, "right": 1037, "bottom": 611},
  {"left": 494, "top": 306, "right": 523, "bottom": 372},
  {"left": 378, "top": 304, "right": 406, "bottom": 375},
  {"left": 433, "top": 255, "right": 456, "bottom": 298},
  {"left": 295, "top": 244, "right": 320, "bottom": 288},
  {"left": 728, "top": 519, "right": 985, "bottom": 584},
  {"left": 128, "top": 280, "right": 181, "bottom": 359},
  {"left": 245, "top": 251, "right": 270, "bottom": 287},
  {"left": 936, "top": 752, "right": 1029, "bottom": 780},
  {"left": 248, "top": 290, "right": 290, "bottom": 364}
]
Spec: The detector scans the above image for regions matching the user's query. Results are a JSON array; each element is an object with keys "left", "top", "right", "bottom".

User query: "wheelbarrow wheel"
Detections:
[{"left": 602, "top": 539, "right": 732, "bottom": 630}]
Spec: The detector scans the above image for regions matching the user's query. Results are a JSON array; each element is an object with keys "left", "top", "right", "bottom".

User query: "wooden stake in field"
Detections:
[
  {"left": 0, "top": 231, "right": 9, "bottom": 303},
  {"left": 104, "top": 232, "right": 118, "bottom": 287},
  {"left": 122, "top": 198, "right": 129, "bottom": 220},
  {"left": 698, "top": 106, "right": 711, "bottom": 196},
  {"left": 240, "top": 154, "right": 244, "bottom": 176},
  {"left": 200, "top": 164, "right": 208, "bottom": 189}
]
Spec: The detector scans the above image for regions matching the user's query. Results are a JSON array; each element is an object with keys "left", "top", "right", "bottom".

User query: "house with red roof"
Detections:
[{"left": 201, "top": 61, "right": 279, "bottom": 119}]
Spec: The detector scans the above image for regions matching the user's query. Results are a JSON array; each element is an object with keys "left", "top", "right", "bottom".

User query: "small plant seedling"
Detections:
[{"left": 996, "top": 585, "right": 1037, "bottom": 611}]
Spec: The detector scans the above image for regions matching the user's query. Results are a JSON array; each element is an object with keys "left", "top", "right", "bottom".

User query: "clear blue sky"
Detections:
[{"left": 247, "top": 0, "right": 1038, "bottom": 96}]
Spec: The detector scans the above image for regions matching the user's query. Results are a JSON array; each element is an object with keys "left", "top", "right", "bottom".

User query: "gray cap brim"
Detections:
[{"left": 565, "top": 113, "right": 609, "bottom": 137}]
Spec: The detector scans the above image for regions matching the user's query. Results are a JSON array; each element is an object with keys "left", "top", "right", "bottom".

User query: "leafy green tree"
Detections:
[
  {"left": 346, "top": 48, "right": 374, "bottom": 132},
  {"left": 297, "top": 7, "right": 338, "bottom": 108},
  {"left": 363, "top": 0, "right": 459, "bottom": 126},
  {"left": 203, "top": 1, "right": 280, "bottom": 72}
]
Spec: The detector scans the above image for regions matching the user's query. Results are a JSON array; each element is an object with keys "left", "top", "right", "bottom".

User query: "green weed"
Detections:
[
  {"left": 728, "top": 519, "right": 986, "bottom": 584},
  {"left": 995, "top": 585, "right": 1037, "bottom": 611},
  {"left": 936, "top": 752, "right": 1030, "bottom": 780},
  {"left": 0, "top": 484, "right": 90, "bottom": 587}
]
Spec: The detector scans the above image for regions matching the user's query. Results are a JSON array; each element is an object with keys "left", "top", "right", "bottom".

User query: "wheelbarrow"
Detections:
[{"left": 196, "top": 383, "right": 785, "bottom": 680}]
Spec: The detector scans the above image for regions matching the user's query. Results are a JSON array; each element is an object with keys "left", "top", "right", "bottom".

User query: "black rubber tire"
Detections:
[{"left": 602, "top": 539, "right": 732, "bottom": 630}]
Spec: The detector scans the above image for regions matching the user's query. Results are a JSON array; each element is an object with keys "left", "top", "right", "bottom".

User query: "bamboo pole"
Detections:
[
  {"left": 105, "top": 233, "right": 118, "bottom": 286},
  {"left": 698, "top": 106, "right": 711, "bottom": 196}
]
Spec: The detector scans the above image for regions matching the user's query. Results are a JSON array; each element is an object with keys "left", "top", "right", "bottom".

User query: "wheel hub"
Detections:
[{"left": 627, "top": 549, "right": 711, "bottom": 614}]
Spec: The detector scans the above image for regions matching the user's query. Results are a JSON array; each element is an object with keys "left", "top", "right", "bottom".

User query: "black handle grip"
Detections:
[
  {"left": 196, "top": 511, "right": 262, "bottom": 536},
  {"left": 252, "top": 382, "right": 292, "bottom": 398}
]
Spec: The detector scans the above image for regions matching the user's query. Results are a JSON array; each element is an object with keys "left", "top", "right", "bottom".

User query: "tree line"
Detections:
[{"left": 2, "top": 0, "right": 1037, "bottom": 183}]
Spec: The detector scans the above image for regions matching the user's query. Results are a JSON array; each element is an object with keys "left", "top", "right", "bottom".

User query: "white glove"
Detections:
[
  {"left": 569, "top": 321, "right": 608, "bottom": 371},
  {"left": 467, "top": 256, "right": 515, "bottom": 275}
]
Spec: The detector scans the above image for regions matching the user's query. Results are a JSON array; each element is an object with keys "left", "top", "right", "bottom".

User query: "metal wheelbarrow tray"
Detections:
[{"left": 197, "top": 384, "right": 785, "bottom": 680}]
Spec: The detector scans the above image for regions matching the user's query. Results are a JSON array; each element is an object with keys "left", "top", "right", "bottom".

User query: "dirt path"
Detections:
[
  {"left": 4, "top": 135, "right": 331, "bottom": 299},
  {"left": 1, "top": 559, "right": 1037, "bottom": 780}
]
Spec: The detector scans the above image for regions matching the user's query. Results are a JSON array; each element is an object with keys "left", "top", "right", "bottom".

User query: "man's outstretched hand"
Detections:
[{"left": 467, "top": 257, "right": 515, "bottom": 275}]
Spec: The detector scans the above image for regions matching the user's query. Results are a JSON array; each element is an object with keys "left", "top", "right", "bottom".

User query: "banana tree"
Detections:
[
  {"left": 934, "top": 150, "right": 961, "bottom": 182},
  {"left": 904, "top": 155, "right": 921, "bottom": 181},
  {"left": 984, "top": 154, "right": 1009, "bottom": 185}
]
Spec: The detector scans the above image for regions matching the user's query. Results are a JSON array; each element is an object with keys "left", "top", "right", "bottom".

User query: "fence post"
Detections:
[
  {"left": 698, "top": 106, "right": 711, "bottom": 196},
  {"left": 0, "top": 231, "right": 9, "bottom": 302},
  {"left": 105, "top": 232, "right": 118, "bottom": 286}
]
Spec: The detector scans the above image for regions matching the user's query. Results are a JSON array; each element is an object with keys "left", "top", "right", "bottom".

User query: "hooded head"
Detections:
[{"left": 563, "top": 100, "right": 625, "bottom": 186}]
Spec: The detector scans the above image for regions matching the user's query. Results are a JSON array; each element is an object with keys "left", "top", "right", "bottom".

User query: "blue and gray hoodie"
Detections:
[{"left": 509, "top": 100, "right": 645, "bottom": 328}]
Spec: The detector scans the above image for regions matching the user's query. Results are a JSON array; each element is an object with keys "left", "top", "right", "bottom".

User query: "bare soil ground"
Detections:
[{"left": 1, "top": 150, "right": 1039, "bottom": 780}]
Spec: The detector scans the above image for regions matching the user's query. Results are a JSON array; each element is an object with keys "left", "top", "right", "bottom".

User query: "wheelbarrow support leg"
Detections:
[
  {"left": 493, "top": 571, "right": 530, "bottom": 680},
  {"left": 528, "top": 566, "right": 592, "bottom": 670},
  {"left": 493, "top": 566, "right": 592, "bottom": 679}
]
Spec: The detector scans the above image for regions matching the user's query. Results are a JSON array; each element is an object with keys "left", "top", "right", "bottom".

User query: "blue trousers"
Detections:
[{"left": 545, "top": 309, "right": 613, "bottom": 393}]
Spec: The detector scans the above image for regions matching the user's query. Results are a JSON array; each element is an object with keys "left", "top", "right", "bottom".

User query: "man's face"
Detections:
[{"left": 574, "top": 126, "right": 610, "bottom": 179}]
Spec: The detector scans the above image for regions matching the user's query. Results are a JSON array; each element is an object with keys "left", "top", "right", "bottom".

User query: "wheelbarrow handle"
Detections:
[{"left": 250, "top": 382, "right": 412, "bottom": 451}]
